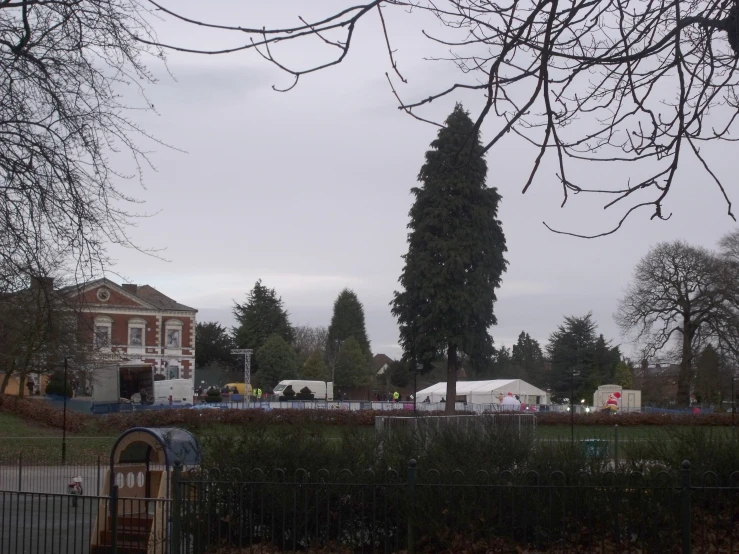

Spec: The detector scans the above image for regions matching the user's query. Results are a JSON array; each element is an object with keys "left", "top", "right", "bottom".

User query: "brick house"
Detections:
[{"left": 64, "top": 278, "right": 197, "bottom": 380}]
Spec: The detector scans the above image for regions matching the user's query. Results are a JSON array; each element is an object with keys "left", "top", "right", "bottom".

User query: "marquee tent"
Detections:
[{"left": 416, "top": 379, "right": 549, "bottom": 405}]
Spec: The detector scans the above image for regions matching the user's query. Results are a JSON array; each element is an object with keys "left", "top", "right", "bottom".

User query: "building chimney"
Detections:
[
  {"left": 30, "top": 276, "right": 54, "bottom": 291},
  {"left": 122, "top": 283, "right": 138, "bottom": 295}
]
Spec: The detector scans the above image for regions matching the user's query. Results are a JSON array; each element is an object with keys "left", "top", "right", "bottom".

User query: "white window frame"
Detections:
[
  {"left": 164, "top": 319, "right": 183, "bottom": 349},
  {"left": 93, "top": 316, "right": 113, "bottom": 349},
  {"left": 128, "top": 318, "right": 146, "bottom": 348}
]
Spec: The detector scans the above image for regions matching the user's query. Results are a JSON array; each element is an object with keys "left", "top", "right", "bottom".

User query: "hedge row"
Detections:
[
  {"left": 536, "top": 411, "right": 736, "bottom": 426},
  {"left": 0, "top": 394, "right": 90, "bottom": 433},
  {"left": 1, "top": 394, "right": 736, "bottom": 434}
]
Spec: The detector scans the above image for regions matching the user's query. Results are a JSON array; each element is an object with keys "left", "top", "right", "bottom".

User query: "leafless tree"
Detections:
[
  {"left": 617, "top": 240, "right": 739, "bottom": 406},
  {"left": 141, "top": 0, "right": 739, "bottom": 236},
  {"left": 0, "top": 272, "right": 90, "bottom": 396},
  {"left": 0, "top": 1, "right": 168, "bottom": 290},
  {"left": 292, "top": 325, "right": 329, "bottom": 365}
]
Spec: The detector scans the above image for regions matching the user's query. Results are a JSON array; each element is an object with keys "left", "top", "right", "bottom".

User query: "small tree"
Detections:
[
  {"left": 302, "top": 350, "right": 328, "bottom": 381},
  {"left": 334, "top": 337, "right": 367, "bottom": 388},
  {"left": 195, "top": 322, "right": 235, "bottom": 369},
  {"left": 45, "top": 370, "right": 73, "bottom": 398},
  {"left": 388, "top": 360, "right": 411, "bottom": 388},
  {"left": 613, "top": 362, "right": 634, "bottom": 389},
  {"left": 327, "top": 289, "right": 372, "bottom": 360},
  {"left": 233, "top": 280, "right": 295, "bottom": 371},
  {"left": 255, "top": 334, "right": 298, "bottom": 389}
]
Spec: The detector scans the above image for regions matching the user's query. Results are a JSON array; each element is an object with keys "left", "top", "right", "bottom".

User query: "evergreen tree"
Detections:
[
  {"left": 694, "top": 345, "right": 727, "bottom": 405},
  {"left": 510, "top": 331, "right": 546, "bottom": 384},
  {"left": 592, "top": 334, "right": 621, "bottom": 383},
  {"left": 195, "top": 322, "right": 235, "bottom": 369},
  {"left": 613, "top": 361, "right": 634, "bottom": 389},
  {"left": 255, "top": 334, "right": 298, "bottom": 389},
  {"left": 334, "top": 336, "right": 368, "bottom": 387},
  {"left": 302, "top": 349, "right": 328, "bottom": 380},
  {"left": 327, "top": 289, "right": 371, "bottom": 359},
  {"left": 491, "top": 345, "right": 513, "bottom": 378},
  {"left": 233, "top": 280, "right": 294, "bottom": 370},
  {"left": 388, "top": 359, "right": 412, "bottom": 388},
  {"left": 391, "top": 103, "right": 508, "bottom": 413},
  {"left": 546, "top": 313, "right": 598, "bottom": 402}
]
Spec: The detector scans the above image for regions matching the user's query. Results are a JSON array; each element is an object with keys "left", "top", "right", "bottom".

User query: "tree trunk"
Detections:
[
  {"left": 0, "top": 370, "right": 11, "bottom": 394},
  {"left": 676, "top": 318, "right": 694, "bottom": 408},
  {"left": 17, "top": 372, "right": 26, "bottom": 398},
  {"left": 445, "top": 344, "right": 458, "bottom": 414}
]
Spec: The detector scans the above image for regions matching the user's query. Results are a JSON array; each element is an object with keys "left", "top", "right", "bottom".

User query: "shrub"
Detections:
[
  {"left": 0, "top": 395, "right": 90, "bottom": 433},
  {"left": 204, "top": 389, "right": 222, "bottom": 403},
  {"left": 45, "top": 370, "right": 73, "bottom": 397}
]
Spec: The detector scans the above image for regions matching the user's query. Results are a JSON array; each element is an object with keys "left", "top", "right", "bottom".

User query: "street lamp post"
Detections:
[
  {"left": 570, "top": 371, "right": 575, "bottom": 444},
  {"left": 732, "top": 370, "right": 736, "bottom": 428},
  {"left": 62, "top": 357, "right": 68, "bottom": 464},
  {"left": 414, "top": 363, "right": 423, "bottom": 416},
  {"left": 231, "top": 349, "right": 253, "bottom": 408}
]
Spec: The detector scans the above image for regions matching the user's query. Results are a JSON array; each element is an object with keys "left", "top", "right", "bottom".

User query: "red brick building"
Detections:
[{"left": 66, "top": 278, "right": 197, "bottom": 379}]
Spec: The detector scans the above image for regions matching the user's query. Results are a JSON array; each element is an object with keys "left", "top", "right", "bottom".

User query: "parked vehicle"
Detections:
[
  {"left": 91, "top": 363, "right": 154, "bottom": 406},
  {"left": 273, "top": 380, "right": 334, "bottom": 401},
  {"left": 153, "top": 378, "right": 194, "bottom": 406},
  {"left": 225, "top": 382, "right": 252, "bottom": 396}
]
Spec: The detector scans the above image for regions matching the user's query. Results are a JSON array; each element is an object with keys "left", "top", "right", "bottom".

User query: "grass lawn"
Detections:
[
  {"left": 0, "top": 412, "right": 375, "bottom": 462},
  {"left": 0, "top": 412, "right": 117, "bottom": 461},
  {"left": 537, "top": 423, "right": 737, "bottom": 441}
]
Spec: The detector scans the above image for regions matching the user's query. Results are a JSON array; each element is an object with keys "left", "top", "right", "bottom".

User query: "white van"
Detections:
[
  {"left": 153, "top": 379, "right": 194, "bottom": 406},
  {"left": 273, "top": 380, "right": 333, "bottom": 401}
]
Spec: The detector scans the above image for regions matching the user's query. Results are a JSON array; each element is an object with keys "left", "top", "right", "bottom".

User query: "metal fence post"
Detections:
[
  {"left": 111, "top": 484, "right": 119, "bottom": 554},
  {"left": 614, "top": 424, "right": 619, "bottom": 469},
  {"left": 681, "top": 460, "right": 691, "bottom": 554},
  {"left": 97, "top": 456, "right": 101, "bottom": 496},
  {"left": 407, "top": 459, "right": 417, "bottom": 554},
  {"left": 17, "top": 453, "right": 22, "bottom": 492},
  {"left": 171, "top": 461, "right": 183, "bottom": 554}
]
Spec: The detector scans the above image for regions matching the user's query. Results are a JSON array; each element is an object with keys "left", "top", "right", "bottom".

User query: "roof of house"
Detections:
[
  {"left": 133, "top": 285, "right": 196, "bottom": 312},
  {"left": 58, "top": 278, "right": 196, "bottom": 312},
  {"left": 373, "top": 353, "right": 394, "bottom": 372}
]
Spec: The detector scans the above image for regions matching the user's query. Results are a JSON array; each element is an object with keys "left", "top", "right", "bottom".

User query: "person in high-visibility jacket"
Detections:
[
  {"left": 256, "top": 388, "right": 262, "bottom": 399},
  {"left": 393, "top": 391, "right": 400, "bottom": 402}
]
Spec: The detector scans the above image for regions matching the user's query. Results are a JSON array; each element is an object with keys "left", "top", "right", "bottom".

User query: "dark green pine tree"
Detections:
[
  {"left": 511, "top": 331, "right": 546, "bottom": 384},
  {"left": 391, "top": 103, "right": 508, "bottom": 414},
  {"left": 546, "top": 313, "right": 598, "bottom": 402},
  {"left": 195, "top": 322, "right": 235, "bottom": 369},
  {"left": 327, "top": 289, "right": 372, "bottom": 359},
  {"left": 232, "top": 280, "right": 295, "bottom": 370}
]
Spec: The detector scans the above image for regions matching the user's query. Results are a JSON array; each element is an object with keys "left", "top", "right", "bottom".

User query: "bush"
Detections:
[
  {"left": 204, "top": 389, "right": 222, "bottom": 403},
  {"left": 45, "top": 370, "right": 73, "bottom": 397}
]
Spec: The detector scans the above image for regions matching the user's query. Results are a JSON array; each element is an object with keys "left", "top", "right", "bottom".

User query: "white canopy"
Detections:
[{"left": 416, "top": 379, "right": 548, "bottom": 405}]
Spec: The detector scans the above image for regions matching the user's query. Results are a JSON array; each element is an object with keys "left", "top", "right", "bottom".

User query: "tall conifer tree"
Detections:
[{"left": 392, "top": 103, "right": 508, "bottom": 413}]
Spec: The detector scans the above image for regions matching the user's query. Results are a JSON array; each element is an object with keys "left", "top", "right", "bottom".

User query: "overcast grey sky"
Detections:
[{"left": 108, "top": 1, "right": 736, "bottom": 359}]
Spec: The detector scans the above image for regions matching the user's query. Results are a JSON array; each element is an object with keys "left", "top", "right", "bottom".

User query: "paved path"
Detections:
[
  {"left": 0, "top": 466, "right": 104, "bottom": 496},
  {"left": 0, "top": 491, "right": 98, "bottom": 554}
]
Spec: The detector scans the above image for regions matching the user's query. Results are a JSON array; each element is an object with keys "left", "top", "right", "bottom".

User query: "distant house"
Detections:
[{"left": 373, "top": 354, "right": 394, "bottom": 376}]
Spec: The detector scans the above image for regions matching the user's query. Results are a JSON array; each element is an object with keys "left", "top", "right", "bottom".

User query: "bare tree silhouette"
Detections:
[{"left": 139, "top": 0, "right": 739, "bottom": 236}]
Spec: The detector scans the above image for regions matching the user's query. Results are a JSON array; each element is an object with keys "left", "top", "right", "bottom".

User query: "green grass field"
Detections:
[
  {"left": 1, "top": 410, "right": 734, "bottom": 463},
  {"left": 0, "top": 412, "right": 371, "bottom": 461}
]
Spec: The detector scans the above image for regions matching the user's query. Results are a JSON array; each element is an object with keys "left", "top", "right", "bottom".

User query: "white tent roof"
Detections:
[{"left": 416, "top": 379, "right": 547, "bottom": 399}]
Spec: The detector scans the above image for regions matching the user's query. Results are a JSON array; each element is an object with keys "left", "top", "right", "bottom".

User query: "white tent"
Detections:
[{"left": 415, "top": 379, "right": 548, "bottom": 405}]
